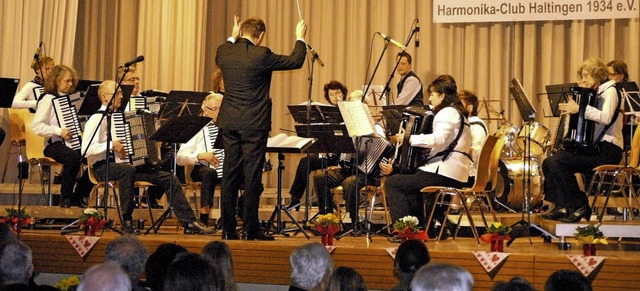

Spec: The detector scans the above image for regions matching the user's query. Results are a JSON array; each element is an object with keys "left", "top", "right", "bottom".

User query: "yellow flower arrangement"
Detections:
[
  {"left": 315, "top": 213, "right": 340, "bottom": 236},
  {"left": 55, "top": 275, "right": 80, "bottom": 291},
  {"left": 574, "top": 223, "right": 608, "bottom": 245}
]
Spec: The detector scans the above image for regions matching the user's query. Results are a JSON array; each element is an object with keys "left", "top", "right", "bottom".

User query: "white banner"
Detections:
[{"left": 433, "top": 0, "right": 640, "bottom": 23}]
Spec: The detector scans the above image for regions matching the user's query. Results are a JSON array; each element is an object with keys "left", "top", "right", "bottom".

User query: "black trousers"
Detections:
[
  {"left": 385, "top": 170, "right": 466, "bottom": 227},
  {"left": 191, "top": 165, "right": 219, "bottom": 208},
  {"left": 220, "top": 129, "right": 268, "bottom": 236},
  {"left": 542, "top": 141, "right": 622, "bottom": 209},
  {"left": 43, "top": 141, "right": 92, "bottom": 201},
  {"left": 289, "top": 154, "right": 337, "bottom": 200},
  {"left": 93, "top": 162, "right": 195, "bottom": 224},
  {"left": 313, "top": 168, "right": 378, "bottom": 220}
]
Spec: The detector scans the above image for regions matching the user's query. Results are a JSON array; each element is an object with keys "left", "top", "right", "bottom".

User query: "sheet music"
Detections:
[
  {"left": 338, "top": 101, "right": 376, "bottom": 137},
  {"left": 267, "top": 133, "right": 314, "bottom": 149}
]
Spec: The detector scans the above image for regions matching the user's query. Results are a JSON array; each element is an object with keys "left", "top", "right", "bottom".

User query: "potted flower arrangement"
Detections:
[
  {"left": 392, "top": 216, "right": 428, "bottom": 242},
  {"left": 315, "top": 213, "right": 341, "bottom": 246},
  {"left": 54, "top": 275, "right": 80, "bottom": 291},
  {"left": 4, "top": 207, "right": 33, "bottom": 234},
  {"left": 480, "top": 222, "right": 512, "bottom": 252},
  {"left": 574, "top": 223, "right": 607, "bottom": 256},
  {"left": 78, "top": 208, "right": 108, "bottom": 236}
]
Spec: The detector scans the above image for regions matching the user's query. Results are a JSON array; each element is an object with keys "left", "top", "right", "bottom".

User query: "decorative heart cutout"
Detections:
[
  {"left": 491, "top": 254, "right": 500, "bottom": 262},
  {"left": 84, "top": 240, "right": 91, "bottom": 248},
  {"left": 588, "top": 258, "right": 597, "bottom": 266}
]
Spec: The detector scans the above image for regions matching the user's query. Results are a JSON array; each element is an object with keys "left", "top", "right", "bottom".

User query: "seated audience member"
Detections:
[
  {"left": 392, "top": 239, "right": 431, "bottom": 291},
  {"left": 544, "top": 269, "right": 592, "bottom": 291},
  {"left": 77, "top": 262, "right": 131, "bottom": 291},
  {"left": 491, "top": 276, "right": 535, "bottom": 291},
  {"left": 145, "top": 243, "right": 187, "bottom": 291},
  {"left": 201, "top": 241, "right": 236, "bottom": 291},
  {"left": 105, "top": 236, "right": 149, "bottom": 291},
  {"left": 0, "top": 240, "right": 33, "bottom": 289},
  {"left": 0, "top": 223, "right": 17, "bottom": 246},
  {"left": 410, "top": 263, "right": 473, "bottom": 291},
  {"left": 163, "top": 253, "right": 218, "bottom": 291},
  {"left": 289, "top": 243, "right": 333, "bottom": 291},
  {"left": 327, "top": 266, "right": 367, "bottom": 291}
]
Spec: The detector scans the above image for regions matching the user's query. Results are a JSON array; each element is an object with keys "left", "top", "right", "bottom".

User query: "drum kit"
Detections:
[{"left": 492, "top": 120, "right": 550, "bottom": 212}]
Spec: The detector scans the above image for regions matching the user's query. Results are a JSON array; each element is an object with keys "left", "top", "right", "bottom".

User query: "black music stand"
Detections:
[
  {"left": 264, "top": 135, "right": 315, "bottom": 238},
  {"left": 507, "top": 78, "right": 555, "bottom": 246},
  {"left": 157, "top": 90, "right": 208, "bottom": 119},
  {"left": 619, "top": 81, "right": 640, "bottom": 164},
  {"left": 288, "top": 104, "right": 344, "bottom": 124},
  {"left": 144, "top": 115, "right": 212, "bottom": 234},
  {"left": 544, "top": 83, "right": 578, "bottom": 118},
  {"left": 381, "top": 105, "right": 409, "bottom": 137}
]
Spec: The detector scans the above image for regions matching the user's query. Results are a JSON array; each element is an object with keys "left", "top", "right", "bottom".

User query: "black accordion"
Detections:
[
  {"left": 561, "top": 86, "right": 598, "bottom": 153},
  {"left": 111, "top": 111, "right": 161, "bottom": 170},
  {"left": 393, "top": 106, "right": 434, "bottom": 174}
]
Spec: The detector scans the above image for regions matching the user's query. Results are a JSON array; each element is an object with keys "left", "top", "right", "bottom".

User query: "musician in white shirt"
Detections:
[
  {"left": 82, "top": 80, "right": 214, "bottom": 235},
  {"left": 12, "top": 56, "right": 54, "bottom": 110},
  {"left": 383, "top": 75, "right": 472, "bottom": 240},
  {"left": 542, "top": 57, "right": 624, "bottom": 223},
  {"left": 459, "top": 90, "right": 488, "bottom": 187},
  {"left": 31, "top": 65, "right": 89, "bottom": 208},
  {"left": 177, "top": 93, "right": 224, "bottom": 226}
]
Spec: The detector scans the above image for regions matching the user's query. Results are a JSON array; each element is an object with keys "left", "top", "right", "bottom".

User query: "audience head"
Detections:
[
  {"left": 577, "top": 57, "right": 608, "bottom": 88},
  {"left": 31, "top": 56, "right": 55, "bottom": 83},
  {"left": 104, "top": 236, "right": 148, "bottom": 285},
  {"left": 607, "top": 59, "right": 629, "bottom": 83},
  {"left": 44, "top": 65, "right": 78, "bottom": 95},
  {"left": 163, "top": 252, "right": 218, "bottom": 291},
  {"left": 77, "top": 262, "right": 131, "bottom": 291},
  {"left": 290, "top": 242, "right": 333, "bottom": 291},
  {"left": 323, "top": 80, "right": 348, "bottom": 105},
  {"left": 145, "top": 243, "right": 187, "bottom": 291},
  {"left": 212, "top": 68, "right": 225, "bottom": 93},
  {"left": 240, "top": 17, "right": 266, "bottom": 44},
  {"left": 411, "top": 263, "right": 474, "bottom": 291},
  {"left": 428, "top": 74, "right": 466, "bottom": 116},
  {"left": 459, "top": 90, "right": 480, "bottom": 116},
  {"left": 0, "top": 240, "right": 33, "bottom": 285},
  {"left": 328, "top": 266, "right": 367, "bottom": 291},
  {"left": 544, "top": 269, "right": 592, "bottom": 291},
  {"left": 117, "top": 64, "right": 141, "bottom": 96},
  {"left": 201, "top": 241, "right": 235, "bottom": 291},
  {"left": 394, "top": 239, "right": 430, "bottom": 278},
  {"left": 491, "top": 276, "right": 535, "bottom": 291}
]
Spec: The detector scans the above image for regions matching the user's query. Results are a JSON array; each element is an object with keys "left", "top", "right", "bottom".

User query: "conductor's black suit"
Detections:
[{"left": 216, "top": 37, "right": 306, "bottom": 239}]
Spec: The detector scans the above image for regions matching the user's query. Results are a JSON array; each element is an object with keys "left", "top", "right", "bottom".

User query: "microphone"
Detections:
[
  {"left": 123, "top": 55, "right": 144, "bottom": 67},
  {"left": 307, "top": 44, "right": 325, "bottom": 67},
  {"left": 415, "top": 19, "right": 420, "bottom": 47},
  {"left": 140, "top": 90, "right": 168, "bottom": 97},
  {"left": 33, "top": 42, "right": 43, "bottom": 62},
  {"left": 376, "top": 32, "right": 406, "bottom": 50}
]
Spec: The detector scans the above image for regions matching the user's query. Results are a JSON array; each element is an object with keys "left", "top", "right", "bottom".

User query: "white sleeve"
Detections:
[
  {"left": 12, "top": 83, "right": 37, "bottom": 109},
  {"left": 31, "top": 94, "right": 62, "bottom": 137},
  {"left": 395, "top": 76, "right": 421, "bottom": 105},
  {"left": 409, "top": 108, "right": 458, "bottom": 154},
  {"left": 585, "top": 86, "right": 618, "bottom": 125},
  {"left": 82, "top": 114, "right": 109, "bottom": 157},
  {"left": 176, "top": 132, "right": 202, "bottom": 166}
]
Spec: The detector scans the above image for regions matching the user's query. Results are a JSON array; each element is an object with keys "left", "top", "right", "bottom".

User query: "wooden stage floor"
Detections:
[{"left": 15, "top": 223, "right": 640, "bottom": 291}]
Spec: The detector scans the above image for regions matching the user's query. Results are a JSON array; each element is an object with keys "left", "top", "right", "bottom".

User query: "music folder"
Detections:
[
  {"left": 266, "top": 133, "right": 315, "bottom": 153},
  {"left": 149, "top": 115, "right": 212, "bottom": 144},
  {"left": 0, "top": 77, "right": 20, "bottom": 108},
  {"left": 510, "top": 78, "right": 536, "bottom": 122}
]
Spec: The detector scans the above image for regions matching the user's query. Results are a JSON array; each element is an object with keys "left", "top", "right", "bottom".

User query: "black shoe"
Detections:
[
  {"left": 541, "top": 207, "right": 571, "bottom": 220},
  {"left": 73, "top": 198, "right": 88, "bottom": 208},
  {"left": 560, "top": 206, "right": 592, "bottom": 223},
  {"left": 199, "top": 213, "right": 210, "bottom": 226},
  {"left": 59, "top": 198, "right": 72, "bottom": 208},
  {"left": 242, "top": 231, "right": 275, "bottom": 241},
  {"left": 286, "top": 197, "right": 301, "bottom": 211},
  {"left": 222, "top": 231, "right": 240, "bottom": 240},
  {"left": 121, "top": 220, "right": 141, "bottom": 235},
  {"left": 184, "top": 220, "right": 216, "bottom": 235}
]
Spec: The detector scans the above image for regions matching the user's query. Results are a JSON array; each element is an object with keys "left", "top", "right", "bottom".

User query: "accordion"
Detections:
[
  {"left": 111, "top": 111, "right": 161, "bottom": 169},
  {"left": 202, "top": 123, "right": 224, "bottom": 178},
  {"left": 561, "top": 87, "right": 598, "bottom": 153},
  {"left": 356, "top": 136, "right": 394, "bottom": 176},
  {"left": 393, "top": 106, "right": 434, "bottom": 174},
  {"left": 52, "top": 95, "right": 82, "bottom": 151}
]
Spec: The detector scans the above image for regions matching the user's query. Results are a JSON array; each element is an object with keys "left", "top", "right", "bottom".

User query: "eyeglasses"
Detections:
[{"left": 125, "top": 77, "right": 141, "bottom": 82}]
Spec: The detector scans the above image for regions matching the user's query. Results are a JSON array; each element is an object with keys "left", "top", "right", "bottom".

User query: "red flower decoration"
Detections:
[
  {"left": 393, "top": 226, "right": 429, "bottom": 241},
  {"left": 316, "top": 224, "right": 340, "bottom": 236},
  {"left": 480, "top": 233, "right": 510, "bottom": 244}
]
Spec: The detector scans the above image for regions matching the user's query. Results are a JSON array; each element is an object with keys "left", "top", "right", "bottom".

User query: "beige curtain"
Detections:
[{"left": 2, "top": 0, "right": 639, "bottom": 188}]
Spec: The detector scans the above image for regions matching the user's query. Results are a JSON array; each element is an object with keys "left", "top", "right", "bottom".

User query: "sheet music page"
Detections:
[
  {"left": 337, "top": 101, "right": 375, "bottom": 137},
  {"left": 267, "top": 133, "right": 314, "bottom": 149}
]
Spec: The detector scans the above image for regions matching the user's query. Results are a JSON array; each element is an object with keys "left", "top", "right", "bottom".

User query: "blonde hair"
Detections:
[
  {"left": 44, "top": 65, "right": 78, "bottom": 95},
  {"left": 577, "top": 57, "right": 608, "bottom": 84}
]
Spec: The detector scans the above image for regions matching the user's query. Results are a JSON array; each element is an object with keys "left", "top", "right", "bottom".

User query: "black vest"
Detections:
[{"left": 396, "top": 71, "right": 424, "bottom": 107}]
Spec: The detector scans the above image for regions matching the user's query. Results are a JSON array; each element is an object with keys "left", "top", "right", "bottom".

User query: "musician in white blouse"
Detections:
[
  {"left": 31, "top": 65, "right": 89, "bottom": 208},
  {"left": 177, "top": 93, "right": 224, "bottom": 226},
  {"left": 541, "top": 57, "right": 624, "bottom": 223},
  {"left": 383, "top": 75, "right": 471, "bottom": 240},
  {"left": 12, "top": 56, "right": 55, "bottom": 111},
  {"left": 82, "top": 80, "right": 214, "bottom": 235},
  {"left": 459, "top": 90, "right": 488, "bottom": 187}
]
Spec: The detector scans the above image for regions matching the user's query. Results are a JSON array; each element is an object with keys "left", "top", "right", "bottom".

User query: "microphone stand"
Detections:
[
  {"left": 61, "top": 66, "right": 131, "bottom": 236},
  {"left": 376, "top": 22, "right": 419, "bottom": 106}
]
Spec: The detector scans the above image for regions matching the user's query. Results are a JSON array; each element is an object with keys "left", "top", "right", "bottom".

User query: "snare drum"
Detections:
[
  {"left": 516, "top": 122, "right": 550, "bottom": 156},
  {"left": 496, "top": 123, "right": 521, "bottom": 158},
  {"left": 491, "top": 158, "right": 544, "bottom": 211}
]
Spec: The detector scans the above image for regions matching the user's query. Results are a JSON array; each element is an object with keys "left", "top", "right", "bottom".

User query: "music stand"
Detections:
[
  {"left": 264, "top": 134, "right": 315, "bottom": 238},
  {"left": 507, "top": 78, "right": 555, "bottom": 246},
  {"left": 381, "top": 105, "right": 409, "bottom": 137},
  {"left": 144, "top": 115, "right": 212, "bottom": 234},
  {"left": 545, "top": 83, "right": 578, "bottom": 118},
  {"left": 288, "top": 104, "right": 344, "bottom": 124},
  {"left": 157, "top": 90, "right": 208, "bottom": 119},
  {"left": 0, "top": 77, "right": 20, "bottom": 108},
  {"left": 619, "top": 81, "right": 640, "bottom": 164}
]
